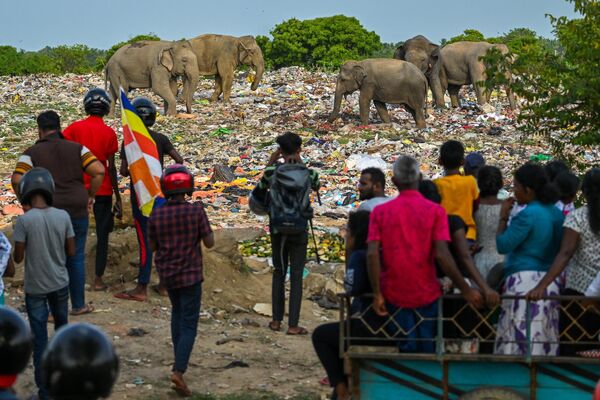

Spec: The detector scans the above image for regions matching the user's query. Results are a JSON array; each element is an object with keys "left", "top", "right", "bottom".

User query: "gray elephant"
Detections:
[
  {"left": 328, "top": 59, "right": 428, "bottom": 128},
  {"left": 395, "top": 37, "right": 515, "bottom": 109},
  {"left": 187, "top": 34, "right": 264, "bottom": 102},
  {"left": 105, "top": 40, "right": 199, "bottom": 116}
]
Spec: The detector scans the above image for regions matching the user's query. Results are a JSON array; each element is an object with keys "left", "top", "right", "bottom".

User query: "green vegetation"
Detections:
[
  {"left": 257, "top": 15, "right": 381, "bottom": 70},
  {"left": 484, "top": 0, "right": 600, "bottom": 146}
]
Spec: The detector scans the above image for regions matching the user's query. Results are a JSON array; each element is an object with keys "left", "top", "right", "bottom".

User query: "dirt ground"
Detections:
[{"left": 6, "top": 215, "right": 337, "bottom": 400}]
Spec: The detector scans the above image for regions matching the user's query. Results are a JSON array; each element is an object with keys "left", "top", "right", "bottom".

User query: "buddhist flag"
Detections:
[{"left": 120, "top": 88, "right": 164, "bottom": 216}]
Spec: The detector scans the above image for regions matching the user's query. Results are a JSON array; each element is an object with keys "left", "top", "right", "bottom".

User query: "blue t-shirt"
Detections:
[
  {"left": 344, "top": 249, "right": 371, "bottom": 313},
  {"left": 496, "top": 201, "right": 564, "bottom": 277}
]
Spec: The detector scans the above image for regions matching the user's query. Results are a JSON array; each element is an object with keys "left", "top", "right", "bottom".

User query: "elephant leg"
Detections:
[
  {"left": 373, "top": 101, "right": 391, "bottom": 123},
  {"left": 358, "top": 91, "right": 372, "bottom": 125},
  {"left": 409, "top": 105, "right": 426, "bottom": 129},
  {"left": 169, "top": 79, "right": 179, "bottom": 98},
  {"left": 220, "top": 73, "right": 234, "bottom": 102},
  {"left": 153, "top": 83, "right": 178, "bottom": 116},
  {"left": 210, "top": 75, "right": 223, "bottom": 102},
  {"left": 470, "top": 65, "right": 487, "bottom": 105},
  {"left": 448, "top": 84, "right": 461, "bottom": 108}
]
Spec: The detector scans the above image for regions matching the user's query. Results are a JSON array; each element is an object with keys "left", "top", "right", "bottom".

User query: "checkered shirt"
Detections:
[{"left": 148, "top": 199, "right": 213, "bottom": 289}]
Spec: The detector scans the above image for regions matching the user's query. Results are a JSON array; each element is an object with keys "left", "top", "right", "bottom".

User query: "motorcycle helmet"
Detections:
[
  {"left": 131, "top": 97, "right": 157, "bottom": 127},
  {"left": 160, "top": 164, "right": 193, "bottom": 198},
  {"left": 18, "top": 167, "right": 55, "bottom": 206},
  {"left": 42, "top": 323, "right": 119, "bottom": 400},
  {"left": 0, "top": 306, "right": 33, "bottom": 385},
  {"left": 83, "top": 88, "right": 111, "bottom": 117}
]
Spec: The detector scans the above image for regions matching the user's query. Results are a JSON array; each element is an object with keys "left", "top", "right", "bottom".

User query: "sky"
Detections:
[{"left": 1, "top": 0, "right": 578, "bottom": 51}]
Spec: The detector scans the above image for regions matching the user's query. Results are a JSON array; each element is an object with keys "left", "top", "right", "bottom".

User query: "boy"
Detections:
[
  {"left": 12, "top": 168, "right": 75, "bottom": 400},
  {"left": 148, "top": 164, "right": 214, "bottom": 397},
  {"left": 434, "top": 140, "right": 479, "bottom": 241},
  {"left": 254, "top": 132, "right": 319, "bottom": 335},
  {"left": 63, "top": 88, "right": 122, "bottom": 291}
]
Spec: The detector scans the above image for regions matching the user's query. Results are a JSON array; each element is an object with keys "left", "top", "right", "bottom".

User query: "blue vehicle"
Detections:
[{"left": 339, "top": 294, "right": 600, "bottom": 399}]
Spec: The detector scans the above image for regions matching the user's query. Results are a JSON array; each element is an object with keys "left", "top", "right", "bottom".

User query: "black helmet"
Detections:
[
  {"left": 160, "top": 164, "right": 194, "bottom": 197},
  {"left": 19, "top": 167, "right": 55, "bottom": 206},
  {"left": 83, "top": 88, "right": 110, "bottom": 117},
  {"left": 131, "top": 97, "right": 157, "bottom": 127},
  {"left": 42, "top": 323, "right": 119, "bottom": 400},
  {"left": 0, "top": 306, "right": 33, "bottom": 379}
]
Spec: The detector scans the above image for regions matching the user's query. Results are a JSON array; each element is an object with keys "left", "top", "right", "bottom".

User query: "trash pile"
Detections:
[{"left": 1, "top": 67, "right": 599, "bottom": 238}]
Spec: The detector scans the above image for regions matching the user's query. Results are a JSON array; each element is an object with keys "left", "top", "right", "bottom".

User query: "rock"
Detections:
[
  {"left": 243, "top": 256, "right": 269, "bottom": 272},
  {"left": 303, "top": 272, "right": 327, "bottom": 297},
  {"left": 253, "top": 303, "right": 272, "bottom": 317}
]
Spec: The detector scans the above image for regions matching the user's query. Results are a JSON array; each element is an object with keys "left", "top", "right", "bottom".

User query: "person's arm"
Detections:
[
  {"left": 4, "top": 258, "right": 15, "bottom": 278},
  {"left": 267, "top": 149, "right": 282, "bottom": 166},
  {"left": 367, "top": 240, "right": 387, "bottom": 316},
  {"left": 435, "top": 240, "right": 484, "bottom": 309},
  {"left": 13, "top": 242, "right": 25, "bottom": 264},
  {"left": 168, "top": 148, "right": 184, "bottom": 164},
  {"left": 85, "top": 160, "right": 105, "bottom": 197},
  {"left": 451, "top": 228, "right": 500, "bottom": 307},
  {"left": 497, "top": 198, "right": 515, "bottom": 235},
  {"left": 527, "top": 228, "right": 580, "bottom": 301},
  {"left": 107, "top": 154, "right": 122, "bottom": 219},
  {"left": 11, "top": 154, "right": 34, "bottom": 197},
  {"left": 497, "top": 202, "right": 532, "bottom": 254},
  {"left": 65, "top": 237, "right": 75, "bottom": 257},
  {"left": 202, "top": 232, "right": 215, "bottom": 248}
]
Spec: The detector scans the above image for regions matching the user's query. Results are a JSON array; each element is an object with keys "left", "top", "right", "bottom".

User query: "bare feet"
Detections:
[
  {"left": 151, "top": 283, "right": 168, "bottom": 297},
  {"left": 170, "top": 371, "right": 191, "bottom": 397},
  {"left": 94, "top": 276, "right": 108, "bottom": 291}
]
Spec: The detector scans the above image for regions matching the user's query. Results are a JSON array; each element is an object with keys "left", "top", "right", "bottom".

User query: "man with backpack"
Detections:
[{"left": 252, "top": 132, "right": 319, "bottom": 335}]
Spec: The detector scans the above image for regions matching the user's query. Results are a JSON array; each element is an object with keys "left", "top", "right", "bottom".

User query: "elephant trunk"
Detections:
[
  {"left": 182, "top": 67, "right": 199, "bottom": 114},
  {"left": 251, "top": 62, "right": 264, "bottom": 91},
  {"left": 429, "top": 67, "right": 446, "bottom": 108},
  {"left": 328, "top": 83, "right": 344, "bottom": 123}
]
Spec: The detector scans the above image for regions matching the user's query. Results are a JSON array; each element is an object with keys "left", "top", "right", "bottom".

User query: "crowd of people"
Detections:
[{"left": 0, "top": 88, "right": 599, "bottom": 399}]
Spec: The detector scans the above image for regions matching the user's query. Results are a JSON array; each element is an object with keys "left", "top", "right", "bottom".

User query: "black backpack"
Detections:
[{"left": 269, "top": 163, "right": 314, "bottom": 234}]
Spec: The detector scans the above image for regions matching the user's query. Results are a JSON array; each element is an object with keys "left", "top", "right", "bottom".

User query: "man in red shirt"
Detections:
[
  {"left": 63, "top": 88, "right": 122, "bottom": 292},
  {"left": 367, "top": 155, "right": 482, "bottom": 349}
]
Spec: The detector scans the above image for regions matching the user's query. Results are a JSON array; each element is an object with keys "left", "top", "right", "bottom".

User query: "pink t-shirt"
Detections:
[{"left": 368, "top": 190, "right": 450, "bottom": 308}]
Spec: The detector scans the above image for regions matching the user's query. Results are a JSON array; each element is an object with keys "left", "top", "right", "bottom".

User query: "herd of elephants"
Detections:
[{"left": 105, "top": 34, "right": 516, "bottom": 128}]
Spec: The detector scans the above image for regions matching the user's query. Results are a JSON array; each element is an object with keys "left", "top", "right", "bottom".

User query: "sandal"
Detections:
[
  {"left": 286, "top": 326, "right": 309, "bottom": 335},
  {"left": 170, "top": 374, "right": 192, "bottom": 397},
  {"left": 70, "top": 303, "right": 95, "bottom": 316},
  {"left": 93, "top": 284, "right": 108, "bottom": 292},
  {"left": 268, "top": 321, "right": 281, "bottom": 332},
  {"left": 114, "top": 291, "right": 146, "bottom": 302}
]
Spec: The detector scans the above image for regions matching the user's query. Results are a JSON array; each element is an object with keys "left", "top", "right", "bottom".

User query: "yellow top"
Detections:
[{"left": 434, "top": 174, "right": 480, "bottom": 240}]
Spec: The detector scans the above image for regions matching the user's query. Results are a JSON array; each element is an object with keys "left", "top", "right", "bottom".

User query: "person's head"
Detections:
[
  {"left": 439, "top": 140, "right": 465, "bottom": 170},
  {"left": 358, "top": 167, "right": 386, "bottom": 200},
  {"left": 464, "top": 152, "right": 485, "bottom": 176},
  {"left": 42, "top": 323, "right": 119, "bottom": 400},
  {"left": 131, "top": 97, "right": 157, "bottom": 128},
  {"left": 392, "top": 155, "right": 420, "bottom": 191},
  {"left": 160, "top": 164, "right": 194, "bottom": 200},
  {"left": 346, "top": 210, "right": 371, "bottom": 252},
  {"left": 36, "top": 111, "right": 61, "bottom": 138},
  {"left": 555, "top": 171, "right": 580, "bottom": 204},
  {"left": 18, "top": 167, "right": 55, "bottom": 207},
  {"left": 477, "top": 166, "right": 503, "bottom": 198},
  {"left": 544, "top": 160, "right": 569, "bottom": 182},
  {"left": 0, "top": 306, "right": 33, "bottom": 389},
  {"left": 513, "top": 163, "right": 559, "bottom": 205},
  {"left": 418, "top": 180, "right": 441, "bottom": 204},
  {"left": 276, "top": 132, "right": 302, "bottom": 157},
  {"left": 83, "top": 88, "right": 111, "bottom": 117},
  {"left": 582, "top": 168, "right": 600, "bottom": 235}
]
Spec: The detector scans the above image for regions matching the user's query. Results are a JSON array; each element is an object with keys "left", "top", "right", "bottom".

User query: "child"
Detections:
[
  {"left": 474, "top": 166, "right": 505, "bottom": 279},
  {"left": 434, "top": 140, "right": 480, "bottom": 241},
  {"left": 0, "top": 232, "right": 15, "bottom": 305},
  {"left": 148, "top": 164, "right": 214, "bottom": 397},
  {"left": 554, "top": 171, "right": 579, "bottom": 215},
  {"left": 0, "top": 306, "right": 33, "bottom": 400},
  {"left": 12, "top": 168, "right": 75, "bottom": 400}
]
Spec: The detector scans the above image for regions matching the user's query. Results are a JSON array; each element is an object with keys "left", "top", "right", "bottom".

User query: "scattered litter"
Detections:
[
  {"left": 216, "top": 336, "right": 245, "bottom": 345},
  {"left": 127, "top": 328, "right": 149, "bottom": 337}
]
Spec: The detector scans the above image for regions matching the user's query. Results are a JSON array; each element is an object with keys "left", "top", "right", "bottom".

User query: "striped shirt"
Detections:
[{"left": 13, "top": 133, "right": 97, "bottom": 218}]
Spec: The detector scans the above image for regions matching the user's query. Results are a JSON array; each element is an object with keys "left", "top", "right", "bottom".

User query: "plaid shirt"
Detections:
[{"left": 148, "top": 199, "right": 213, "bottom": 289}]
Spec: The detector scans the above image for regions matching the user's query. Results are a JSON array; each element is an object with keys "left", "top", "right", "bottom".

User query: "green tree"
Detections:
[
  {"left": 443, "top": 29, "right": 487, "bottom": 45},
  {"left": 371, "top": 42, "right": 403, "bottom": 58},
  {"left": 0, "top": 46, "right": 23, "bottom": 75},
  {"left": 485, "top": 0, "right": 600, "bottom": 147},
  {"left": 96, "top": 33, "right": 160, "bottom": 71},
  {"left": 265, "top": 15, "right": 381, "bottom": 69},
  {"left": 44, "top": 45, "right": 99, "bottom": 74}
]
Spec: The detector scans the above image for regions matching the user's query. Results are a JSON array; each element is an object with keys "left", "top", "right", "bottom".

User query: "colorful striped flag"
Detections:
[{"left": 120, "top": 88, "right": 165, "bottom": 216}]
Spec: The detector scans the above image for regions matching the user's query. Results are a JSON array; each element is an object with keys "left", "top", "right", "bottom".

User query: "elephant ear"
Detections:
[
  {"left": 352, "top": 64, "right": 367, "bottom": 85},
  {"left": 394, "top": 45, "right": 405, "bottom": 60},
  {"left": 238, "top": 42, "right": 251, "bottom": 63},
  {"left": 160, "top": 48, "right": 175, "bottom": 72},
  {"left": 427, "top": 47, "right": 441, "bottom": 76}
]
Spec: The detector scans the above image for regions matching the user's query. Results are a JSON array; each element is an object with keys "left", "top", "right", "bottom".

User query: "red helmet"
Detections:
[{"left": 161, "top": 164, "right": 194, "bottom": 197}]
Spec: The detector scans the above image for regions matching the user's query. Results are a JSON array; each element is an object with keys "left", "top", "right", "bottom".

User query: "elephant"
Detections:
[
  {"left": 395, "top": 37, "right": 516, "bottom": 109},
  {"left": 328, "top": 59, "right": 428, "bottom": 128},
  {"left": 187, "top": 34, "right": 265, "bottom": 102},
  {"left": 105, "top": 40, "right": 199, "bottom": 116}
]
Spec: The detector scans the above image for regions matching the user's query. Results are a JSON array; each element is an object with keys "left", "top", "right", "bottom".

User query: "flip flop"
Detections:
[
  {"left": 93, "top": 284, "right": 108, "bottom": 292},
  {"left": 319, "top": 376, "right": 330, "bottom": 386},
  {"left": 114, "top": 292, "right": 146, "bottom": 302},
  {"left": 286, "top": 326, "right": 309, "bottom": 335},
  {"left": 70, "top": 303, "right": 95, "bottom": 316},
  {"left": 268, "top": 321, "right": 281, "bottom": 332}
]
